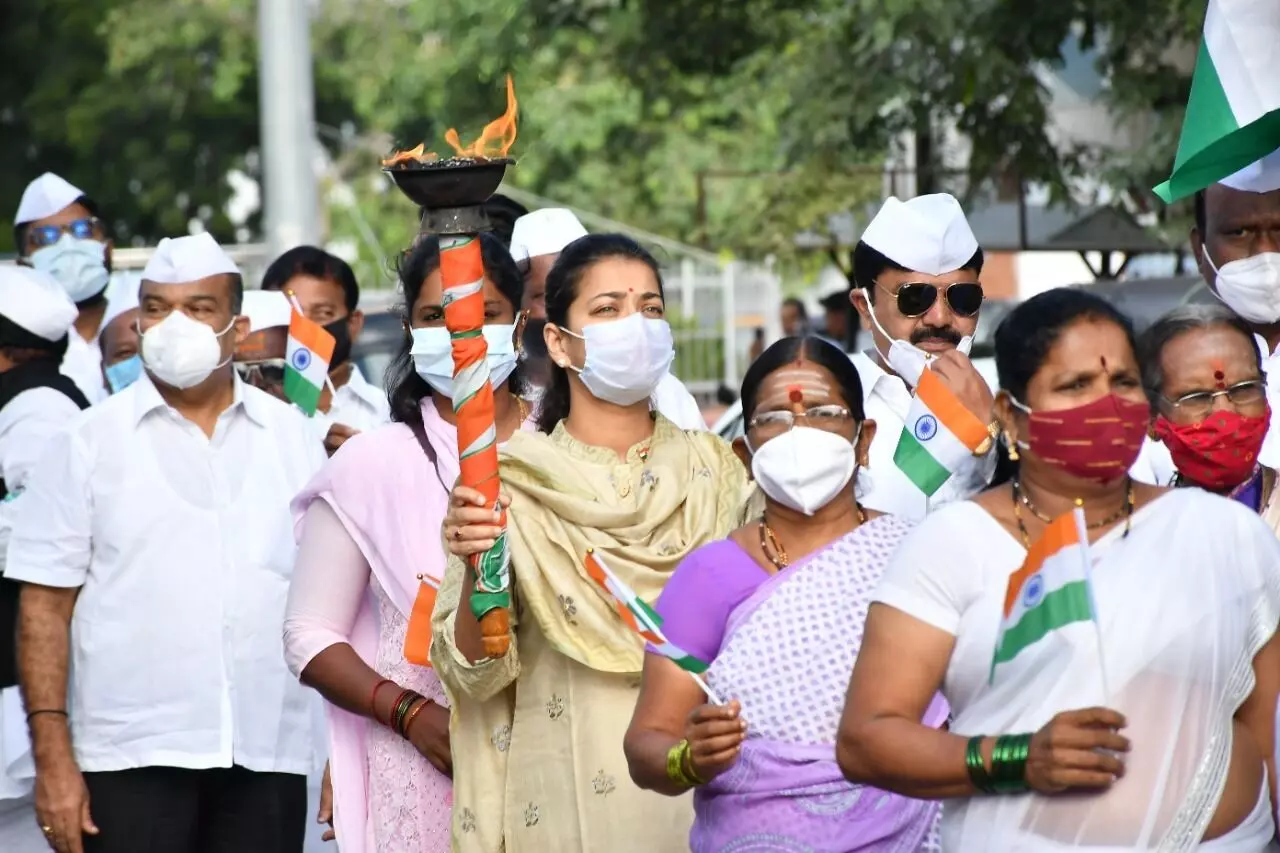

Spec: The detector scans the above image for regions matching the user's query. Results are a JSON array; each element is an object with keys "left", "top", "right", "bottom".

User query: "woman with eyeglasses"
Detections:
[
  {"left": 848, "top": 194, "right": 1000, "bottom": 521},
  {"left": 838, "top": 288, "right": 1280, "bottom": 850},
  {"left": 623, "top": 335, "right": 944, "bottom": 852},
  {"left": 1135, "top": 305, "right": 1276, "bottom": 518}
]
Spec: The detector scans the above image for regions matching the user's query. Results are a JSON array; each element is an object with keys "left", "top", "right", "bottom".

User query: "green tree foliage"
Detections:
[{"left": 1, "top": 0, "right": 1209, "bottom": 268}]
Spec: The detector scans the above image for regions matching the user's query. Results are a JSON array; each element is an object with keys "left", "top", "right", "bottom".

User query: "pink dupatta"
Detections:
[{"left": 290, "top": 399, "right": 534, "bottom": 853}]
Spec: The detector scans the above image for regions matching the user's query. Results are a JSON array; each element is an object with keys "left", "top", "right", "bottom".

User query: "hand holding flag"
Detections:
[
  {"left": 283, "top": 292, "right": 337, "bottom": 417},
  {"left": 894, "top": 367, "right": 991, "bottom": 496}
]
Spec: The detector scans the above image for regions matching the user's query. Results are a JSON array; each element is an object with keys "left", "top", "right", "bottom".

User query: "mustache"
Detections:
[{"left": 909, "top": 326, "right": 963, "bottom": 346}]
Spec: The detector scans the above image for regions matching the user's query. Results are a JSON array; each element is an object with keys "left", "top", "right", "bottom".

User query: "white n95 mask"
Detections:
[
  {"left": 750, "top": 426, "right": 858, "bottom": 515},
  {"left": 29, "top": 235, "right": 110, "bottom": 304},
  {"left": 412, "top": 324, "right": 519, "bottom": 400},
  {"left": 560, "top": 313, "right": 675, "bottom": 406},
  {"left": 1205, "top": 250, "right": 1280, "bottom": 324},
  {"left": 857, "top": 290, "right": 972, "bottom": 386},
  {"left": 141, "top": 311, "right": 235, "bottom": 389}
]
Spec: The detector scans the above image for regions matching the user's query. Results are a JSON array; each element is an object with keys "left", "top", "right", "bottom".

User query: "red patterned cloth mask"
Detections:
[
  {"left": 1012, "top": 393, "right": 1149, "bottom": 482},
  {"left": 1153, "top": 407, "right": 1270, "bottom": 491}
]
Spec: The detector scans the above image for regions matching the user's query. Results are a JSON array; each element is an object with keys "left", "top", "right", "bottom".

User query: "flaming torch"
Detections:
[{"left": 384, "top": 76, "right": 517, "bottom": 660}]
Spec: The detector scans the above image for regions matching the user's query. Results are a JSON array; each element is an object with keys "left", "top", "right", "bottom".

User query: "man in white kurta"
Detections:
[
  {"left": 14, "top": 173, "right": 115, "bottom": 405},
  {"left": 6, "top": 234, "right": 326, "bottom": 853},
  {"left": 511, "top": 208, "right": 707, "bottom": 429},
  {"left": 848, "top": 194, "right": 999, "bottom": 520},
  {"left": 1133, "top": 150, "right": 1280, "bottom": 485}
]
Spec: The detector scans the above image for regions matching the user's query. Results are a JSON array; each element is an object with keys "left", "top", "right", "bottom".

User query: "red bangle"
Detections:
[{"left": 369, "top": 679, "right": 395, "bottom": 724}]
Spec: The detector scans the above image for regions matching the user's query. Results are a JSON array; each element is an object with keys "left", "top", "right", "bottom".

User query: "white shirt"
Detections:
[
  {"left": 320, "top": 364, "right": 390, "bottom": 434},
  {"left": 0, "top": 388, "right": 81, "bottom": 494},
  {"left": 852, "top": 351, "right": 997, "bottom": 521},
  {"left": 59, "top": 330, "right": 106, "bottom": 406},
  {"left": 5, "top": 375, "right": 326, "bottom": 775},
  {"left": 652, "top": 372, "right": 706, "bottom": 430}
]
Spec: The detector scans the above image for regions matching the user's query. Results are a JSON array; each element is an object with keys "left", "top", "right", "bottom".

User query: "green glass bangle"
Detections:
[
  {"left": 964, "top": 736, "right": 995, "bottom": 794},
  {"left": 990, "top": 734, "right": 1031, "bottom": 793}
]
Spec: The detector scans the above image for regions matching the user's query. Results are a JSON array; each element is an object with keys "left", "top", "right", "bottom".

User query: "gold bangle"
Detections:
[
  {"left": 666, "top": 739, "right": 699, "bottom": 788},
  {"left": 678, "top": 739, "right": 705, "bottom": 786}
]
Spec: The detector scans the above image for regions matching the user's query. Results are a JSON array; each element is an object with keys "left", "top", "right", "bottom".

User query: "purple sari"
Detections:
[{"left": 658, "top": 516, "right": 946, "bottom": 853}]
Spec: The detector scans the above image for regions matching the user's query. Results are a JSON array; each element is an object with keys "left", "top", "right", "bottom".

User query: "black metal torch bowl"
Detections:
[{"left": 383, "top": 157, "right": 513, "bottom": 210}]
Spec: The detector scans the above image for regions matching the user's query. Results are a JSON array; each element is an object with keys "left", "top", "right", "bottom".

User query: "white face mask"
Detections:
[
  {"left": 559, "top": 313, "right": 675, "bottom": 406},
  {"left": 1204, "top": 249, "right": 1280, "bottom": 324},
  {"left": 28, "top": 235, "right": 110, "bottom": 304},
  {"left": 411, "top": 324, "right": 518, "bottom": 399},
  {"left": 856, "top": 290, "right": 973, "bottom": 385},
  {"left": 749, "top": 426, "right": 859, "bottom": 516},
  {"left": 140, "top": 311, "right": 236, "bottom": 389}
]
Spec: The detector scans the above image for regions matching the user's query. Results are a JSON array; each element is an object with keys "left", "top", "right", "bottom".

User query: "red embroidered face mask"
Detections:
[
  {"left": 1013, "top": 393, "right": 1149, "bottom": 482},
  {"left": 1153, "top": 407, "right": 1270, "bottom": 490}
]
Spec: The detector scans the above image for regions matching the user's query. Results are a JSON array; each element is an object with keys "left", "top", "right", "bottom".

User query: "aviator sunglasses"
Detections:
[{"left": 876, "top": 280, "right": 984, "bottom": 318}]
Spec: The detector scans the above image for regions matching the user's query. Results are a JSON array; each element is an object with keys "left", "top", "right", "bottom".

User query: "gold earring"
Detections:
[{"left": 1003, "top": 431, "right": 1019, "bottom": 462}]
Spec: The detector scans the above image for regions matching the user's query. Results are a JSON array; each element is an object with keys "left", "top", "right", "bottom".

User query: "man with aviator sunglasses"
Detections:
[
  {"left": 848, "top": 193, "right": 999, "bottom": 520},
  {"left": 14, "top": 173, "right": 114, "bottom": 405}
]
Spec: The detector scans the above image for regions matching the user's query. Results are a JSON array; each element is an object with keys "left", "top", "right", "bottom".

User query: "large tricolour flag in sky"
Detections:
[
  {"left": 1153, "top": 0, "right": 1280, "bottom": 202},
  {"left": 990, "top": 508, "right": 1098, "bottom": 683},
  {"left": 284, "top": 310, "right": 335, "bottom": 416},
  {"left": 893, "top": 368, "right": 990, "bottom": 496}
]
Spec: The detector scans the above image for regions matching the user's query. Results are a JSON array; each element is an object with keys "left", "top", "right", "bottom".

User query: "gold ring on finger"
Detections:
[{"left": 41, "top": 825, "right": 53, "bottom": 835}]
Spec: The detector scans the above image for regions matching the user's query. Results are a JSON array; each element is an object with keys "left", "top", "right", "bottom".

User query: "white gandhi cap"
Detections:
[
  {"left": 240, "top": 290, "right": 293, "bottom": 334},
  {"left": 16, "top": 172, "right": 86, "bottom": 226},
  {"left": 0, "top": 266, "right": 79, "bottom": 341},
  {"left": 509, "top": 209, "right": 588, "bottom": 263},
  {"left": 101, "top": 278, "right": 140, "bottom": 331},
  {"left": 859, "top": 193, "right": 980, "bottom": 276},
  {"left": 142, "top": 233, "right": 240, "bottom": 284},
  {"left": 1220, "top": 146, "right": 1280, "bottom": 194}
]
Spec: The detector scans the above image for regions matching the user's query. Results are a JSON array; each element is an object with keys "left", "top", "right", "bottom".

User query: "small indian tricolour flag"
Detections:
[
  {"left": 990, "top": 509, "right": 1098, "bottom": 683},
  {"left": 284, "top": 309, "right": 335, "bottom": 416},
  {"left": 893, "top": 368, "right": 990, "bottom": 496},
  {"left": 584, "top": 549, "right": 721, "bottom": 702},
  {"left": 1153, "top": 0, "right": 1280, "bottom": 202}
]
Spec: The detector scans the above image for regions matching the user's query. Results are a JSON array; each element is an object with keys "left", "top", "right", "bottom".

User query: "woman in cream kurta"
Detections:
[{"left": 431, "top": 413, "right": 749, "bottom": 852}]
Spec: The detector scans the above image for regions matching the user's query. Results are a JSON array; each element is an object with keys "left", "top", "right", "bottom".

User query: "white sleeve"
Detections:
[
  {"left": 0, "top": 389, "right": 82, "bottom": 494},
  {"left": 1130, "top": 437, "right": 1175, "bottom": 486},
  {"left": 872, "top": 503, "right": 986, "bottom": 635},
  {"left": 3, "top": 426, "right": 93, "bottom": 588},
  {"left": 651, "top": 372, "right": 706, "bottom": 431}
]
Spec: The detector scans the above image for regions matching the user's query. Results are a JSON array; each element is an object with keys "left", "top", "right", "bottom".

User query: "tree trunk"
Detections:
[{"left": 914, "top": 113, "right": 936, "bottom": 196}]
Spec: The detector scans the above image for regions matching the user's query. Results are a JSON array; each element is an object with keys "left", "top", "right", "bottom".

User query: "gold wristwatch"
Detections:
[{"left": 972, "top": 420, "right": 1000, "bottom": 457}]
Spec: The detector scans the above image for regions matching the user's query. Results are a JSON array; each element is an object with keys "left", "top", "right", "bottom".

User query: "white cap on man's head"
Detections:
[
  {"left": 1220, "top": 146, "right": 1280, "bottom": 194},
  {"left": 16, "top": 172, "right": 86, "bottom": 226},
  {"left": 0, "top": 266, "right": 79, "bottom": 341},
  {"left": 240, "top": 290, "right": 293, "bottom": 333},
  {"left": 509, "top": 209, "right": 588, "bottom": 263},
  {"left": 100, "top": 278, "right": 140, "bottom": 331},
  {"left": 859, "top": 193, "right": 980, "bottom": 276},
  {"left": 142, "top": 233, "right": 240, "bottom": 284}
]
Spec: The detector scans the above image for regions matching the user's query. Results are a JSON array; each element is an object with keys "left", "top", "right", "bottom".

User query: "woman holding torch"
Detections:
[{"left": 435, "top": 234, "right": 750, "bottom": 851}]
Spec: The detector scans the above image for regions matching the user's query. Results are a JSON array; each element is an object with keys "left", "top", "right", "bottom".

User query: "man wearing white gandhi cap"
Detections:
[
  {"left": 511, "top": 208, "right": 708, "bottom": 430},
  {"left": 6, "top": 232, "right": 326, "bottom": 853},
  {"left": 14, "top": 172, "right": 114, "bottom": 405},
  {"left": 0, "top": 267, "right": 91, "bottom": 853},
  {"left": 848, "top": 193, "right": 998, "bottom": 520}
]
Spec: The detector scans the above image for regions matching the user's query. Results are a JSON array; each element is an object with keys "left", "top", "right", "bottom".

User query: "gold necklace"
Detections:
[
  {"left": 1011, "top": 478, "right": 1134, "bottom": 547},
  {"left": 759, "top": 502, "right": 867, "bottom": 570}
]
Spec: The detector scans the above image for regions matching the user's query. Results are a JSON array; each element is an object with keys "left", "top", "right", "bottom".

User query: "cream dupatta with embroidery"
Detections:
[{"left": 431, "top": 415, "right": 749, "bottom": 852}]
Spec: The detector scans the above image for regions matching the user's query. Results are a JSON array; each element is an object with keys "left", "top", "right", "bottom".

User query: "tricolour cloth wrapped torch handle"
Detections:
[{"left": 439, "top": 236, "right": 511, "bottom": 657}]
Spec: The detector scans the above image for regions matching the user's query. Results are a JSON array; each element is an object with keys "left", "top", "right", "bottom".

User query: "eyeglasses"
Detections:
[
  {"left": 876, "top": 281, "right": 984, "bottom": 318},
  {"left": 748, "top": 404, "right": 853, "bottom": 433},
  {"left": 25, "top": 217, "right": 105, "bottom": 250},
  {"left": 1163, "top": 379, "right": 1267, "bottom": 419}
]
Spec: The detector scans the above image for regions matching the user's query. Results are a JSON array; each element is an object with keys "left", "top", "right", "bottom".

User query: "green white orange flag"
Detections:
[
  {"left": 1153, "top": 0, "right": 1280, "bottom": 202},
  {"left": 584, "top": 550, "right": 721, "bottom": 702},
  {"left": 990, "top": 509, "right": 1098, "bottom": 683},
  {"left": 893, "top": 368, "right": 989, "bottom": 496},
  {"left": 284, "top": 309, "right": 335, "bottom": 416}
]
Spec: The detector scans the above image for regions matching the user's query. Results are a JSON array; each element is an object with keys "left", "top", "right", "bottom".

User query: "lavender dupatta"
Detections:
[{"left": 692, "top": 516, "right": 946, "bottom": 853}]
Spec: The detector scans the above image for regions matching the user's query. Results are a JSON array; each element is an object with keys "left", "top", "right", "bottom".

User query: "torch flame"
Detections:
[{"left": 382, "top": 75, "right": 518, "bottom": 167}]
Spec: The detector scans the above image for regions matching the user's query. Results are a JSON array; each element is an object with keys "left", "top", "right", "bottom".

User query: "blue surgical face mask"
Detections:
[{"left": 104, "top": 354, "right": 143, "bottom": 394}]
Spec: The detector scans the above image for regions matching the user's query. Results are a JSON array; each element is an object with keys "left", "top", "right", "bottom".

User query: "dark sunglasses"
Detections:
[
  {"left": 877, "top": 281, "right": 984, "bottom": 318},
  {"left": 25, "top": 217, "right": 104, "bottom": 250}
]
